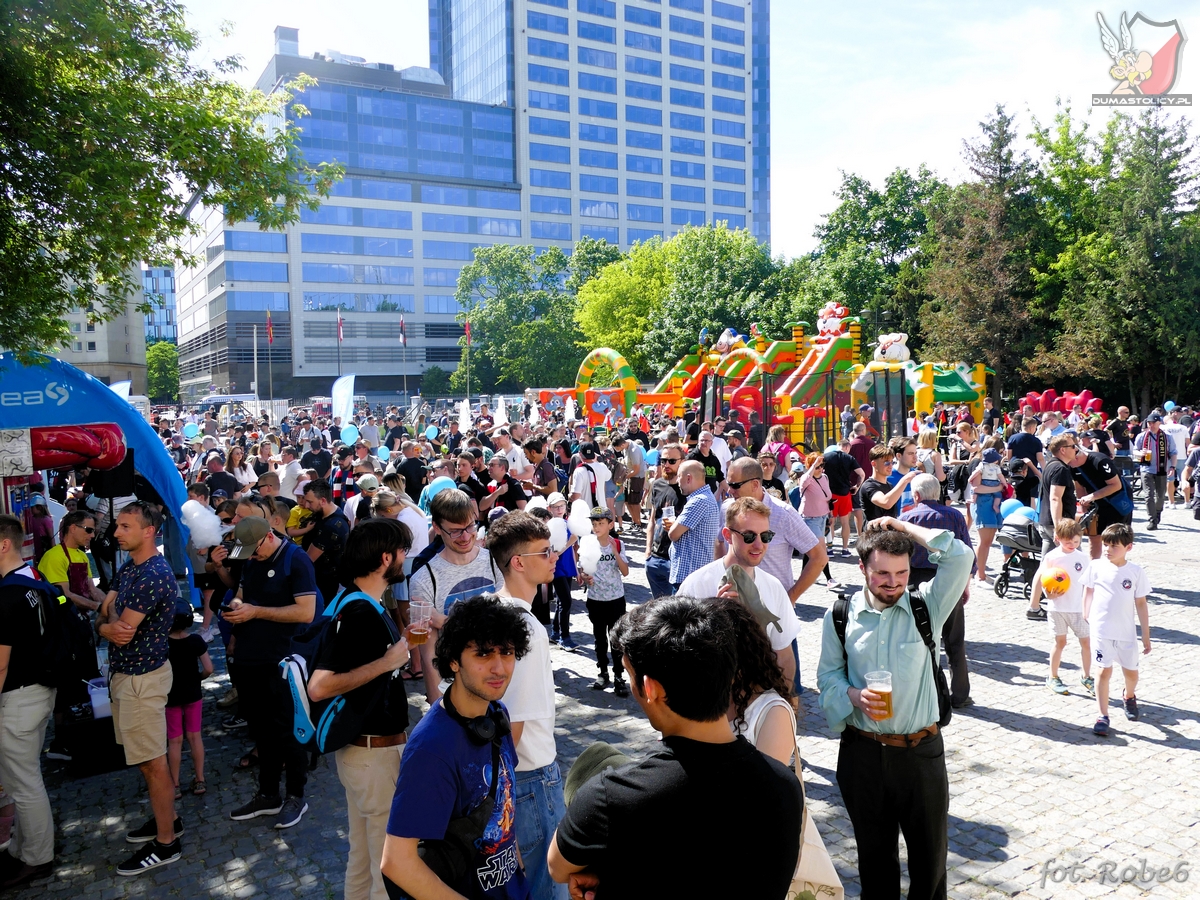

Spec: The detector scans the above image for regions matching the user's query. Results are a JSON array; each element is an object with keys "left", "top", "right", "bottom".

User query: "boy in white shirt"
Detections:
[
  {"left": 579, "top": 507, "right": 630, "bottom": 696},
  {"left": 1029, "top": 518, "right": 1093, "bottom": 696},
  {"left": 1082, "top": 523, "right": 1152, "bottom": 737}
]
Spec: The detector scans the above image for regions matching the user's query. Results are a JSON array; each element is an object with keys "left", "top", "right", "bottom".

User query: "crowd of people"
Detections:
[{"left": 0, "top": 389, "right": 1183, "bottom": 898}]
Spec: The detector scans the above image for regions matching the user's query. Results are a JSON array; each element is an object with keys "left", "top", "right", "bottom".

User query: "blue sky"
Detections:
[{"left": 186, "top": 1, "right": 1197, "bottom": 258}]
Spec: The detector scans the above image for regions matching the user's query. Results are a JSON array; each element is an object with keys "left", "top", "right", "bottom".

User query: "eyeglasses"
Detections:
[
  {"left": 76, "top": 525, "right": 96, "bottom": 534},
  {"left": 660, "top": 457, "right": 683, "bottom": 464},
  {"left": 733, "top": 529, "right": 775, "bottom": 545},
  {"left": 727, "top": 477, "right": 761, "bottom": 490},
  {"left": 512, "top": 547, "right": 555, "bottom": 563},
  {"left": 219, "top": 518, "right": 233, "bottom": 525},
  {"left": 438, "top": 523, "right": 475, "bottom": 539}
]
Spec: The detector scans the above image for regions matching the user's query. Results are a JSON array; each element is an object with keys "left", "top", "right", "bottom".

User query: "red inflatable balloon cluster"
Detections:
[
  {"left": 30, "top": 424, "right": 126, "bottom": 470},
  {"left": 1019, "top": 390, "right": 1103, "bottom": 416}
]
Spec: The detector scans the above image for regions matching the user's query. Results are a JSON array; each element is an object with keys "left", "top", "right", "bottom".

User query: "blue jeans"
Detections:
[
  {"left": 514, "top": 761, "right": 568, "bottom": 900},
  {"left": 645, "top": 556, "right": 675, "bottom": 599}
]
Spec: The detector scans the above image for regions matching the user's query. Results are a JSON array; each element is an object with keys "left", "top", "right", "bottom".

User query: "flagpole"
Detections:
[
  {"left": 253, "top": 323, "right": 259, "bottom": 405},
  {"left": 401, "top": 314, "right": 408, "bottom": 404},
  {"left": 337, "top": 311, "right": 343, "bottom": 378},
  {"left": 267, "top": 310, "right": 274, "bottom": 409}
]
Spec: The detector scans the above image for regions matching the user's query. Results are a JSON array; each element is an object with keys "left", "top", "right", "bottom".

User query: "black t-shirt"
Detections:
[
  {"left": 859, "top": 477, "right": 894, "bottom": 521},
  {"left": 301, "top": 449, "right": 333, "bottom": 478},
  {"left": 625, "top": 428, "right": 650, "bottom": 451},
  {"left": 455, "top": 475, "right": 489, "bottom": 509},
  {"left": 1006, "top": 432, "right": 1043, "bottom": 464},
  {"left": 0, "top": 578, "right": 49, "bottom": 692},
  {"left": 1038, "top": 459, "right": 1077, "bottom": 529},
  {"left": 398, "top": 457, "right": 429, "bottom": 503},
  {"left": 648, "top": 479, "right": 685, "bottom": 558},
  {"left": 822, "top": 449, "right": 860, "bottom": 496},
  {"left": 167, "top": 633, "right": 207, "bottom": 707},
  {"left": 763, "top": 476, "right": 787, "bottom": 502},
  {"left": 488, "top": 474, "right": 526, "bottom": 512},
  {"left": 982, "top": 408, "right": 1003, "bottom": 431},
  {"left": 556, "top": 735, "right": 803, "bottom": 900},
  {"left": 1011, "top": 473, "right": 1038, "bottom": 509},
  {"left": 205, "top": 470, "right": 242, "bottom": 498},
  {"left": 303, "top": 510, "right": 351, "bottom": 603},
  {"left": 315, "top": 598, "right": 409, "bottom": 736},
  {"left": 1072, "top": 451, "right": 1120, "bottom": 502},
  {"left": 686, "top": 449, "right": 723, "bottom": 494},
  {"left": 1085, "top": 429, "right": 1113, "bottom": 458},
  {"left": 748, "top": 423, "right": 766, "bottom": 454},
  {"left": 237, "top": 542, "right": 320, "bottom": 664},
  {"left": 384, "top": 426, "right": 409, "bottom": 450},
  {"left": 1108, "top": 418, "right": 1130, "bottom": 451}
]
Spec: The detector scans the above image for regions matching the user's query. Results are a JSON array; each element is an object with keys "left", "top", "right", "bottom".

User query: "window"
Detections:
[
  {"left": 475, "top": 191, "right": 521, "bottom": 210},
  {"left": 424, "top": 241, "right": 479, "bottom": 260},
  {"left": 85, "top": 321, "right": 96, "bottom": 333},
  {"left": 627, "top": 154, "right": 664, "bottom": 174},
  {"left": 578, "top": 72, "right": 618, "bottom": 93},
  {"left": 578, "top": 0, "right": 617, "bottom": 17},
  {"left": 423, "top": 268, "right": 460, "bottom": 287},
  {"left": 625, "top": 55, "right": 662, "bottom": 77},
  {"left": 528, "top": 37, "right": 570, "bottom": 59},
  {"left": 580, "top": 199, "right": 619, "bottom": 218},
  {"left": 712, "top": 118, "right": 745, "bottom": 138},
  {"left": 86, "top": 341, "right": 97, "bottom": 352},
  {"left": 71, "top": 342, "right": 83, "bottom": 352},
  {"left": 529, "top": 89, "right": 570, "bottom": 111},
  {"left": 529, "top": 116, "right": 571, "bottom": 138},
  {"left": 578, "top": 46, "right": 617, "bottom": 68},
  {"left": 225, "top": 231, "right": 287, "bottom": 252},
  {"left": 580, "top": 123, "right": 618, "bottom": 144},
  {"left": 472, "top": 138, "right": 513, "bottom": 159},
  {"left": 670, "top": 112, "right": 704, "bottom": 131},
  {"left": 302, "top": 293, "right": 415, "bottom": 313},
  {"left": 715, "top": 213, "right": 746, "bottom": 228},
  {"left": 528, "top": 10, "right": 569, "bottom": 33},
  {"left": 670, "top": 136, "right": 704, "bottom": 155},
  {"left": 672, "top": 208, "right": 705, "bottom": 226},
  {"left": 302, "top": 233, "right": 354, "bottom": 254},
  {"left": 578, "top": 21, "right": 617, "bottom": 43},
  {"left": 417, "top": 132, "right": 464, "bottom": 154},
  {"left": 362, "top": 209, "right": 413, "bottom": 229},
  {"left": 669, "top": 39, "right": 704, "bottom": 60},
  {"left": 626, "top": 179, "right": 663, "bottom": 198},
  {"left": 670, "top": 0, "right": 703, "bottom": 10},
  {"left": 580, "top": 174, "right": 620, "bottom": 193},
  {"left": 712, "top": 24, "right": 745, "bottom": 45},
  {"left": 713, "top": 188, "right": 746, "bottom": 206},
  {"left": 421, "top": 186, "right": 469, "bottom": 205},
  {"left": 226, "top": 261, "right": 288, "bottom": 282},
  {"left": 712, "top": 48, "right": 745, "bottom": 68},
  {"left": 670, "top": 88, "right": 705, "bottom": 108},
  {"left": 423, "top": 213, "right": 469, "bottom": 233},
  {"left": 626, "top": 203, "right": 664, "bottom": 222},
  {"left": 626, "top": 80, "right": 663, "bottom": 101},
  {"left": 579, "top": 97, "right": 618, "bottom": 118},
  {"left": 531, "top": 195, "right": 572, "bottom": 214},
  {"left": 302, "top": 264, "right": 412, "bottom": 285},
  {"left": 477, "top": 217, "right": 522, "bottom": 236},
  {"left": 627, "top": 104, "right": 662, "bottom": 125},
  {"left": 670, "top": 160, "right": 705, "bottom": 179},
  {"left": 625, "top": 6, "right": 661, "bottom": 27},
  {"left": 301, "top": 205, "right": 354, "bottom": 225},
  {"left": 531, "top": 0, "right": 567, "bottom": 6},
  {"left": 670, "top": 63, "right": 704, "bottom": 84},
  {"left": 712, "top": 71, "right": 745, "bottom": 92},
  {"left": 359, "top": 180, "right": 412, "bottom": 201},
  {"left": 671, "top": 184, "right": 705, "bottom": 202},
  {"left": 580, "top": 225, "right": 619, "bottom": 242},
  {"left": 529, "top": 64, "right": 570, "bottom": 86},
  {"left": 416, "top": 105, "right": 463, "bottom": 126},
  {"left": 530, "top": 142, "right": 571, "bottom": 163},
  {"left": 713, "top": 165, "right": 745, "bottom": 184},
  {"left": 227, "top": 291, "right": 290, "bottom": 310},
  {"left": 530, "top": 168, "right": 571, "bottom": 189},
  {"left": 712, "top": 94, "right": 744, "bottom": 115},
  {"left": 531, "top": 220, "right": 573, "bottom": 240},
  {"left": 625, "top": 31, "right": 661, "bottom": 52},
  {"left": 627, "top": 130, "right": 663, "bottom": 149},
  {"left": 712, "top": 0, "right": 744, "bottom": 21},
  {"left": 629, "top": 228, "right": 664, "bottom": 242},
  {"left": 712, "top": 141, "right": 745, "bottom": 160},
  {"left": 69, "top": 322, "right": 81, "bottom": 333},
  {"left": 669, "top": 15, "right": 703, "bottom": 36},
  {"left": 425, "top": 295, "right": 464, "bottom": 314},
  {"left": 580, "top": 148, "right": 619, "bottom": 168}
]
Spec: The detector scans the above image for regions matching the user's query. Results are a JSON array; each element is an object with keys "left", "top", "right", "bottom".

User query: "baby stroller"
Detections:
[{"left": 993, "top": 509, "right": 1042, "bottom": 600}]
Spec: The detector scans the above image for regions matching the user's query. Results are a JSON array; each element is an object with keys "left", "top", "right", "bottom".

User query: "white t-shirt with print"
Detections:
[
  {"left": 1041, "top": 546, "right": 1090, "bottom": 614},
  {"left": 409, "top": 549, "right": 504, "bottom": 616},
  {"left": 499, "top": 597, "right": 557, "bottom": 771},
  {"left": 1161, "top": 423, "right": 1188, "bottom": 461},
  {"left": 503, "top": 444, "right": 530, "bottom": 476},
  {"left": 677, "top": 558, "right": 801, "bottom": 652},
  {"left": 569, "top": 461, "right": 611, "bottom": 508},
  {"left": 1082, "top": 559, "right": 1151, "bottom": 643},
  {"left": 585, "top": 538, "right": 627, "bottom": 602}
]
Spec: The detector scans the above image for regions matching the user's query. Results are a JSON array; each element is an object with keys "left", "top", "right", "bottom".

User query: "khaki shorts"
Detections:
[{"left": 110, "top": 662, "right": 173, "bottom": 766}]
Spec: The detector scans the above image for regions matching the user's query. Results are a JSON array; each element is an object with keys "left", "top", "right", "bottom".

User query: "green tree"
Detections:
[
  {"left": 565, "top": 236, "right": 625, "bottom": 294},
  {"left": 146, "top": 340, "right": 179, "bottom": 401},
  {"left": 421, "top": 365, "right": 451, "bottom": 397},
  {"left": 575, "top": 237, "right": 670, "bottom": 378},
  {"left": 0, "top": 1, "right": 341, "bottom": 359}
]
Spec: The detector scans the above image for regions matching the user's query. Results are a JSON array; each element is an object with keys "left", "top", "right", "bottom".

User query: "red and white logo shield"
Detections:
[{"left": 1129, "top": 14, "right": 1187, "bottom": 94}]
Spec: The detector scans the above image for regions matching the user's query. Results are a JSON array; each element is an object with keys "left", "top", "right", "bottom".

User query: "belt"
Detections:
[
  {"left": 350, "top": 733, "right": 407, "bottom": 749},
  {"left": 845, "top": 723, "right": 938, "bottom": 748}
]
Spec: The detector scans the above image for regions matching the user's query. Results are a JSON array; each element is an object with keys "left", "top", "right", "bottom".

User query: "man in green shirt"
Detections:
[{"left": 816, "top": 517, "right": 972, "bottom": 900}]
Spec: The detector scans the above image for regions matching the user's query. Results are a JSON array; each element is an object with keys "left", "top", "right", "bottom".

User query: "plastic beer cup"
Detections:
[
  {"left": 409, "top": 600, "right": 434, "bottom": 646},
  {"left": 865, "top": 670, "right": 893, "bottom": 720}
]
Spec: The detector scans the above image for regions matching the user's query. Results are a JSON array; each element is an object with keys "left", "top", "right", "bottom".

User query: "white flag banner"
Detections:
[{"left": 331, "top": 374, "right": 356, "bottom": 425}]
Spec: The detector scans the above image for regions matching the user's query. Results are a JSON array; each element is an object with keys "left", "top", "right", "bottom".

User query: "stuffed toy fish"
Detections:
[{"left": 720, "top": 564, "right": 782, "bottom": 634}]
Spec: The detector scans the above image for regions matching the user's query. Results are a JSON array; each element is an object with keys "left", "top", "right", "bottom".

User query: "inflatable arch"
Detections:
[{"left": 576, "top": 348, "right": 640, "bottom": 415}]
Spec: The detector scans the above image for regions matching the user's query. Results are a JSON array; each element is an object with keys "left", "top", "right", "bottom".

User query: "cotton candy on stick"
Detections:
[
  {"left": 547, "top": 517, "right": 569, "bottom": 553},
  {"left": 458, "top": 399, "right": 471, "bottom": 433},
  {"left": 568, "top": 499, "right": 594, "bottom": 538},
  {"left": 182, "top": 499, "right": 227, "bottom": 549},
  {"left": 577, "top": 534, "right": 602, "bottom": 576}
]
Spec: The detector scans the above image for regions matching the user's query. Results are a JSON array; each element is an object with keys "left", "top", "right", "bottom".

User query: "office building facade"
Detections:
[
  {"left": 61, "top": 264, "right": 149, "bottom": 393},
  {"left": 174, "top": 4, "right": 769, "bottom": 400},
  {"left": 143, "top": 266, "right": 177, "bottom": 343}
]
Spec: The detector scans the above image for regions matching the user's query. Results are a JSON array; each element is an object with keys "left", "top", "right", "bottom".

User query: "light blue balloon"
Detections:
[
  {"left": 376, "top": 445, "right": 391, "bottom": 461},
  {"left": 1000, "top": 498, "right": 1023, "bottom": 519},
  {"left": 1165, "top": 400, "right": 1176, "bottom": 411},
  {"left": 340, "top": 424, "right": 359, "bottom": 444},
  {"left": 425, "top": 426, "right": 439, "bottom": 440},
  {"left": 182, "top": 422, "right": 199, "bottom": 439}
]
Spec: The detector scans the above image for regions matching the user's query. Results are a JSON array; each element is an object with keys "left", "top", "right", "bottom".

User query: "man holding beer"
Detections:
[{"left": 816, "top": 517, "right": 973, "bottom": 900}]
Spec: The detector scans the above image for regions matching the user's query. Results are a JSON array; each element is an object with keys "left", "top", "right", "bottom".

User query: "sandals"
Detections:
[
  {"left": 174, "top": 784, "right": 182, "bottom": 801},
  {"left": 399, "top": 662, "right": 422, "bottom": 681},
  {"left": 191, "top": 779, "right": 207, "bottom": 796}
]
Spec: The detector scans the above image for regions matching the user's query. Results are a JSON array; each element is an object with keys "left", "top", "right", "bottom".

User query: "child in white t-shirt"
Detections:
[
  {"left": 580, "top": 507, "right": 630, "bottom": 697},
  {"left": 1082, "top": 523, "right": 1152, "bottom": 737},
  {"left": 1029, "top": 518, "right": 1093, "bottom": 696}
]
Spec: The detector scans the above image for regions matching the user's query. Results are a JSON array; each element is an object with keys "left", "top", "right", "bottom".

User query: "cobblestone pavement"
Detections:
[{"left": 14, "top": 501, "right": 1200, "bottom": 899}]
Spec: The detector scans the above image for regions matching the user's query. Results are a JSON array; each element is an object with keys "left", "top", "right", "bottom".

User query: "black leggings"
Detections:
[
  {"left": 553, "top": 576, "right": 574, "bottom": 638},
  {"left": 586, "top": 597, "right": 627, "bottom": 673}
]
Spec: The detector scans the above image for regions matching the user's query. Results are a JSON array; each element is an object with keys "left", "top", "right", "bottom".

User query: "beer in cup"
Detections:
[
  {"left": 865, "top": 670, "right": 893, "bottom": 720},
  {"left": 409, "top": 599, "right": 434, "bottom": 646}
]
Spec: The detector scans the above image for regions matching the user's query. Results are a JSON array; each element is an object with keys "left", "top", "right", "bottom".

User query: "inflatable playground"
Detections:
[{"left": 541, "top": 303, "right": 994, "bottom": 446}]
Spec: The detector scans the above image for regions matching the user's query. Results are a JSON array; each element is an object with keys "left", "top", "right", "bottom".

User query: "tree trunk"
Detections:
[
  {"left": 1139, "top": 381, "right": 1151, "bottom": 419},
  {"left": 1128, "top": 377, "right": 1138, "bottom": 417}
]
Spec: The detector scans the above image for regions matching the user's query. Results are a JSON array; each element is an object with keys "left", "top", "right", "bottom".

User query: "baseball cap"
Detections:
[
  {"left": 982, "top": 449, "right": 1002, "bottom": 464},
  {"left": 790, "top": 462, "right": 805, "bottom": 474},
  {"left": 1146, "top": 413, "right": 1164, "bottom": 423},
  {"left": 580, "top": 443, "right": 597, "bottom": 459},
  {"left": 225, "top": 516, "right": 270, "bottom": 559},
  {"left": 210, "top": 489, "right": 229, "bottom": 500},
  {"left": 589, "top": 506, "right": 614, "bottom": 520},
  {"left": 546, "top": 491, "right": 566, "bottom": 507},
  {"left": 357, "top": 474, "right": 380, "bottom": 492}
]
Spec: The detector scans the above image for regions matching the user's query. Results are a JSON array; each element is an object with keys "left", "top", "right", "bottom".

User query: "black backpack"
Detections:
[
  {"left": 0, "top": 572, "right": 84, "bottom": 691},
  {"left": 832, "top": 589, "right": 952, "bottom": 728}
]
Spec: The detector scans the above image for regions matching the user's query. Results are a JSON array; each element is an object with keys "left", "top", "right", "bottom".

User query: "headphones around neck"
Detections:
[{"left": 442, "top": 688, "right": 512, "bottom": 746}]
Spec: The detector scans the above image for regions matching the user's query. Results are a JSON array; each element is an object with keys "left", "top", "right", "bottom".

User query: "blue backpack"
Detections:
[{"left": 279, "top": 588, "right": 401, "bottom": 754}]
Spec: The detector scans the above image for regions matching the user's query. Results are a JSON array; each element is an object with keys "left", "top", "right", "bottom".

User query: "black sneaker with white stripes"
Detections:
[
  {"left": 116, "top": 839, "right": 181, "bottom": 876},
  {"left": 126, "top": 815, "right": 184, "bottom": 844}
]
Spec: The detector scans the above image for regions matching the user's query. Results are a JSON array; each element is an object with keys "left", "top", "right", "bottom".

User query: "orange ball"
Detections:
[{"left": 1041, "top": 567, "right": 1071, "bottom": 597}]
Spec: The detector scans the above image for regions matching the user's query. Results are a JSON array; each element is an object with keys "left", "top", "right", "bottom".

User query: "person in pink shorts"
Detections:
[{"left": 166, "top": 614, "right": 213, "bottom": 798}]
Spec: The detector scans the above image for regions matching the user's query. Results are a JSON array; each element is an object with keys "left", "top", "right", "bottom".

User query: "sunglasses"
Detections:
[
  {"left": 660, "top": 457, "right": 683, "bottom": 464},
  {"left": 727, "top": 477, "right": 761, "bottom": 490},
  {"left": 733, "top": 529, "right": 775, "bottom": 545},
  {"left": 76, "top": 525, "right": 96, "bottom": 534}
]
